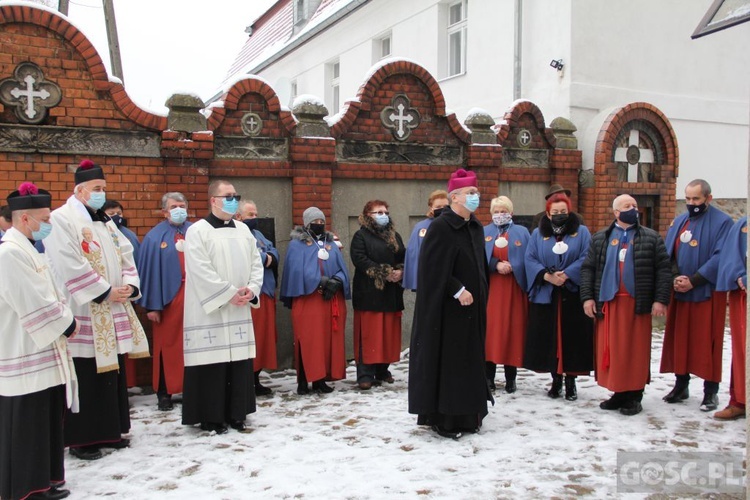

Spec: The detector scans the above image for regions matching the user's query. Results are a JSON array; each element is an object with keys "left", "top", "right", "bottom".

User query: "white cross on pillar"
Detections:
[
  {"left": 246, "top": 116, "right": 258, "bottom": 133},
  {"left": 389, "top": 103, "right": 414, "bottom": 139},
  {"left": 10, "top": 74, "right": 50, "bottom": 120},
  {"left": 614, "top": 129, "right": 654, "bottom": 183}
]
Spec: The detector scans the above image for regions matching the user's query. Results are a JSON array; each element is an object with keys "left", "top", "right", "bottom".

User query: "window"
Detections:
[
  {"left": 372, "top": 33, "right": 392, "bottom": 63},
  {"left": 294, "top": 0, "right": 307, "bottom": 26},
  {"left": 290, "top": 80, "right": 298, "bottom": 107},
  {"left": 327, "top": 61, "right": 340, "bottom": 112},
  {"left": 446, "top": 0, "right": 467, "bottom": 77}
]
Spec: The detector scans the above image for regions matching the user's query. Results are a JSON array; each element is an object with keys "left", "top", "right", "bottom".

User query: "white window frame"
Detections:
[
  {"left": 294, "top": 0, "right": 307, "bottom": 26},
  {"left": 290, "top": 80, "right": 298, "bottom": 107},
  {"left": 372, "top": 32, "right": 392, "bottom": 63},
  {"left": 445, "top": 0, "right": 468, "bottom": 78},
  {"left": 326, "top": 60, "right": 340, "bottom": 113}
]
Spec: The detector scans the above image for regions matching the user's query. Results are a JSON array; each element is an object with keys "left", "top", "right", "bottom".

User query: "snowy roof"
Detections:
[{"left": 223, "top": 0, "right": 369, "bottom": 86}]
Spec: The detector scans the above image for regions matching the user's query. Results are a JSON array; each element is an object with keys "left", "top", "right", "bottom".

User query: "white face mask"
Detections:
[{"left": 492, "top": 213, "right": 512, "bottom": 226}]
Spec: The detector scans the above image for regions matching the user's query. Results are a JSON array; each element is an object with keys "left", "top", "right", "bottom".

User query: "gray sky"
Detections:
[{"left": 60, "top": 0, "right": 276, "bottom": 113}]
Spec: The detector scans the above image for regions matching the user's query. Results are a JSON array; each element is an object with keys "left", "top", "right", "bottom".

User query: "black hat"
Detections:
[
  {"left": 74, "top": 159, "right": 105, "bottom": 185},
  {"left": 7, "top": 182, "right": 52, "bottom": 211},
  {"left": 545, "top": 183, "right": 572, "bottom": 200}
]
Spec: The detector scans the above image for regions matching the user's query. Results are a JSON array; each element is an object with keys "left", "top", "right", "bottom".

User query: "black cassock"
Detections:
[
  {"left": 408, "top": 209, "right": 492, "bottom": 432},
  {"left": 0, "top": 385, "right": 66, "bottom": 500}
]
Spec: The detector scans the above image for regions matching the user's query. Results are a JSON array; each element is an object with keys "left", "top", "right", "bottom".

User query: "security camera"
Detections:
[{"left": 549, "top": 59, "right": 564, "bottom": 71}]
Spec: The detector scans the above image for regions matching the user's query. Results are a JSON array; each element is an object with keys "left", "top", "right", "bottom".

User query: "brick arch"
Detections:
[
  {"left": 0, "top": 4, "right": 166, "bottom": 131},
  {"left": 496, "top": 99, "right": 556, "bottom": 148},
  {"left": 594, "top": 102, "right": 679, "bottom": 174},
  {"left": 330, "top": 59, "right": 469, "bottom": 142},
  {"left": 580, "top": 102, "right": 678, "bottom": 235},
  {"left": 208, "top": 77, "right": 296, "bottom": 133}
]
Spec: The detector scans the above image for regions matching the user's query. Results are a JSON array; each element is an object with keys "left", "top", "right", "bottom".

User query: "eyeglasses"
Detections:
[
  {"left": 369, "top": 211, "right": 389, "bottom": 216},
  {"left": 215, "top": 194, "right": 241, "bottom": 201}
]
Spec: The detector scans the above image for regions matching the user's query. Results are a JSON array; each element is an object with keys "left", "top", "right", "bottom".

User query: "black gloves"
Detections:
[{"left": 322, "top": 277, "right": 343, "bottom": 300}]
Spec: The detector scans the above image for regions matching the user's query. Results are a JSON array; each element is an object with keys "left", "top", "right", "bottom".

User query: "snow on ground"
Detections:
[{"left": 65, "top": 329, "right": 746, "bottom": 499}]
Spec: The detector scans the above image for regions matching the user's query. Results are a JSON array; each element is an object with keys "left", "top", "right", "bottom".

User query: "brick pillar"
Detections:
[{"left": 290, "top": 137, "right": 335, "bottom": 224}]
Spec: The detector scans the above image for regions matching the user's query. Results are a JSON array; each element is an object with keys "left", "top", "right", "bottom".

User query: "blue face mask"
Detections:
[
  {"left": 30, "top": 217, "right": 52, "bottom": 241},
  {"left": 222, "top": 199, "right": 239, "bottom": 216},
  {"left": 373, "top": 214, "right": 390, "bottom": 226},
  {"left": 463, "top": 193, "right": 480, "bottom": 212},
  {"left": 86, "top": 191, "right": 106, "bottom": 210},
  {"left": 170, "top": 207, "right": 188, "bottom": 225}
]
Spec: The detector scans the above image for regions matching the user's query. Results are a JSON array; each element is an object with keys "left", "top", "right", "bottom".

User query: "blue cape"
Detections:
[
  {"left": 665, "top": 205, "right": 733, "bottom": 301},
  {"left": 136, "top": 220, "right": 191, "bottom": 311},
  {"left": 253, "top": 228, "right": 279, "bottom": 297},
  {"left": 279, "top": 229, "right": 351, "bottom": 308},
  {"left": 716, "top": 216, "right": 747, "bottom": 292},
  {"left": 119, "top": 225, "right": 141, "bottom": 263},
  {"left": 402, "top": 217, "right": 433, "bottom": 291},
  {"left": 598, "top": 224, "right": 636, "bottom": 301},
  {"left": 483, "top": 222, "right": 529, "bottom": 291},
  {"left": 525, "top": 225, "right": 591, "bottom": 304}
]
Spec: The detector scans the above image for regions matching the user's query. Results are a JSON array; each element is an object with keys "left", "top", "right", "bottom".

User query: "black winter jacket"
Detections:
[
  {"left": 580, "top": 221, "right": 671, "bottom": 315},
  {"left": 350, "top": 221, "right": 405, "bottom": 312}
]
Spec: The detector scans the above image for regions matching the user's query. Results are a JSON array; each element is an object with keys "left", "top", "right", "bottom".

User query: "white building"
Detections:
[{"left": 224, "top": 0, "right": 750, "bottom": 201}]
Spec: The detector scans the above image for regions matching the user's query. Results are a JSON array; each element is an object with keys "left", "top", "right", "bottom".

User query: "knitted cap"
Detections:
[
  {"left": 447, "top": 168, "right": 477, "bottom": 192},
  {"left": 303, "top": 207, "right": 325, "bottom": 226}
]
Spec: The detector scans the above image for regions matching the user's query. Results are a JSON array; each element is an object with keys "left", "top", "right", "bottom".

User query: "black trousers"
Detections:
[{"left": 182, "top": 359, "right": 256, "bottom": 425}]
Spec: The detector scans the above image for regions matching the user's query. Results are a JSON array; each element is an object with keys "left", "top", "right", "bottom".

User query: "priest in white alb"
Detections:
[
  {"left": 0, "top": 182, "right": 78, "bottom": 500},
  {"left": 44, "top": 160, "right": 149, "bottom": 461},
  {"left": 182, "top": 180, "right": 264, "bottom": 435}
]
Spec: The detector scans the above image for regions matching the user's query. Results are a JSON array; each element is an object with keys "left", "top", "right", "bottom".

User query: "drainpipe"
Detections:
[{"left": 513, "top": 0, "right": 522, "bottom": 100}]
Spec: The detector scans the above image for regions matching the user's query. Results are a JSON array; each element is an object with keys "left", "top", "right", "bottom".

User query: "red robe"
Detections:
[
  {"left": 485, "top": 244, "right": 527, "bottom": 366},
  {"left": 728, "top": 290, "right": 746, "bottom": 406},
  {"left": 250, "top": 294, "right": 278, "bottom": 370},
  {"left": 291, "top": 291, "right": 347, "bottom": 382},
  {"left": 353, "top": 311, "right": 402, "bottom": 364},
  {"left": 595, "top": 257, "right": 652, "bottom": 392},
  {"left": 151, "top": 250, "right": 186, "bottom": 394}
]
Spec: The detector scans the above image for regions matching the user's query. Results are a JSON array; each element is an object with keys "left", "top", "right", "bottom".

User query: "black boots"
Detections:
[
  {"left": 547, "top": 374, "right": 563, "bottom": 398},
  {"left": 312, "top": 380, "right": 334, "bottom": 394},
  {"left": 254, "top": 370, "right": 273, "bottom": 396},
  {"left": 700, "top": 393, "right": 719, "bottom": 412},
  {"left": 504, "top": 365, "right": 517, "bottom": 394},
  {"left": 663, "top": 376, "right": 690, "bottom": 403},
  {"left": 564, "top": 375, "right": 577, "bottom": 401},
  {"left": 485, "top": 362, "right": 497, "bottom": 392}
]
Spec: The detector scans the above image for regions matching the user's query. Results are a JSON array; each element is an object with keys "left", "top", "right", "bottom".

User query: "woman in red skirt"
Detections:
[
  {"left": 350, "top": 200, "right": 406, "bottom": 390},
  {"left": 483, "top": 196, "right": 529, "bottom": 393}
]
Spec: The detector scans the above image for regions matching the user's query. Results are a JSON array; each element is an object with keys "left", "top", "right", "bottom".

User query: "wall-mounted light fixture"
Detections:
[{"left": 549, "top": 59, "right": 564, "bottom": 71}]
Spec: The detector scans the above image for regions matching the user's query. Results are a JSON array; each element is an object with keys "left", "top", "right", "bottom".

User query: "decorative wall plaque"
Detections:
[
  {"left": 517, "top": 128, "right": 532, "bottom": 148},
  {"left": 0, "top": 62, "right": 62, "bottom": 124},
  {"left": 380, "top": 94, "right": 420, "bottom": 141},
  {"left": 241, "top": 112, "right": 263, "bottom": 136}
]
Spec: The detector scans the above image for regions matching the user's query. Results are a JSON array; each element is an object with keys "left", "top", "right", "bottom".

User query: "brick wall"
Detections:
[{"left": 0, "top": 5, "right": 654, "bottom": 384}]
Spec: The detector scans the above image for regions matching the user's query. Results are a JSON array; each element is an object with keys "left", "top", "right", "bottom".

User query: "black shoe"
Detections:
[
  {"left": 600, "top": 394, "right": 625, "bottom": 410},
  {"left": 297, "top": 383, "right": 310, "bottom": 395},
  {"left": 157, "top": 395, "right": 174, "bottom": 411},
  {"left": 620, "top": 400, "right": 643, "bottom": 416},
  {"left": 487, "top": 378, "right": 497, "bottom": 392},
  {"left": 431, "top": 425, "right": 463, "bottom": 440},
  {"left": 663, "top": 381, "right": 690, "bottom": 403},
  {"left": 375, "top": 373, "right": 395, "bottom": 384},
  {"left": 255, "top": 383, "right": 273, "bottom": 396},
  {"left": 69, "top": 446, "right": 102, "bottom": 461},
  {"left": 547, "top": 374, "right": 563, "bottom": 398},
  {"left": 200, "top": 422, "right": 228, "bottom": 435},
  {"left": 28, "top": 486, "right": 71, "bottom": 500},
  {"left": 564, "top": 376, "right": 577, "bottom": 401},
  {"left": 700, "top": 393, "right": 719, "bottom": 412},
  {"left": 100, "top": 438, "right": 129, "bottom": 449},
  {"left": 505, "top": 379, "right": 517, "bottom": 394},
  {"left": 312, "top": 381, "right": 334, "bottom": 394},
  {"left": 229, "top": 420, "right": 247, "bottom": 432}
]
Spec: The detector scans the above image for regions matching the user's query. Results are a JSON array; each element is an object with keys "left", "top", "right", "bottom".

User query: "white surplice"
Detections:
[
  {"left": 183, "top": 219, "right": 264, "bottom": 367},
  {"left": 0, "top": 227, "right": 79, "bottom": 411},
  {"left": 45, "top": 196, "right": 148, "bottom": 372}
]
